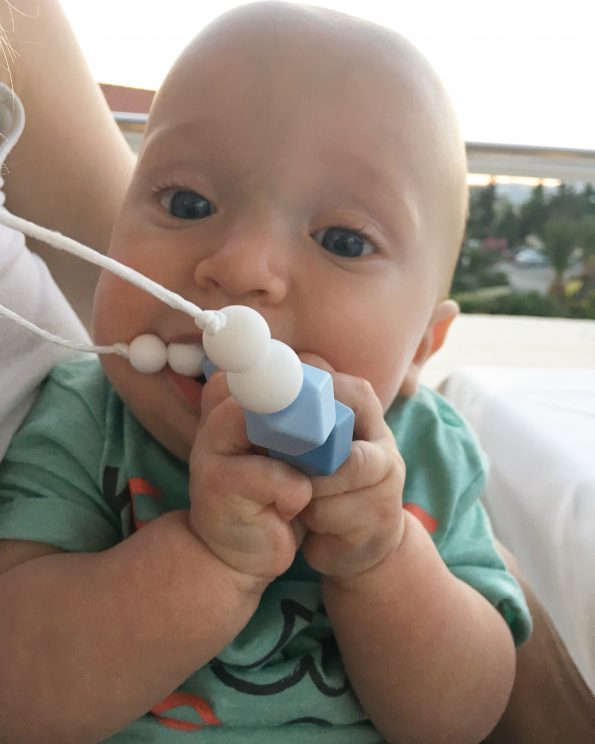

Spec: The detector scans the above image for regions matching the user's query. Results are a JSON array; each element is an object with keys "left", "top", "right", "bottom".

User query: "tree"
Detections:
[
  {"left": 578, "top": 214, "right": 595, "bottom": 285},
  {"left": 518, "top": 183, "right": 547, "bottom": 240},
  {"left": 494, "top": 202, "right": 520, "bottom": 246},
  {"left": 548, "top": 183, "right": 586, "bottom": 222},
  {"left": 466, "top": 183, "right": 497, "bottom": 240},
  {"left": 580, "top": 183, "right": 595, "bottom": 210},
  {"left": 578, "top": 214, "right": 595, "bottom": 258},
  {"left": 543, "top": 218, "right": 577, "bottom": 300}
]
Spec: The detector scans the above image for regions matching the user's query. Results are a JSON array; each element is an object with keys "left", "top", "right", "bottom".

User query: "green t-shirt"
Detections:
[{"left": 0, "top": 358, "right": 531, "bottom": 742}]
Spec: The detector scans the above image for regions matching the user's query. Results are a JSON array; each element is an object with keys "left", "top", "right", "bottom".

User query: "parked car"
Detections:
[{"left": 514, "top": 247, "right": 549, "bottom": 266}]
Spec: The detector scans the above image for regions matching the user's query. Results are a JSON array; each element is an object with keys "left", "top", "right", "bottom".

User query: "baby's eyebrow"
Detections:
[
  {"left": 144, "top": 118, "right": 225, "bottom": 153},
  {"left": 321, "top": 154, "right": 419, "bottom": 241}
]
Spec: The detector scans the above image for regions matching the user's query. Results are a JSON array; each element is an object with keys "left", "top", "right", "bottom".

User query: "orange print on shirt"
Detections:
[
  {"left": 403, "top": 503, "right": 439, "bottom": 534},
  {"left": 150, "top": 691, "right": 221, "bottom": 731},
  {"left": 128, "top": 477, "right": 161, "bottom": 530}
]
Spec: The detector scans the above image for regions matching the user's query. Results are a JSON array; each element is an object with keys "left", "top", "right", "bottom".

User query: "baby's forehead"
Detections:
[{"left": 151, "top": 4, "right": 436, "bottom": 127}]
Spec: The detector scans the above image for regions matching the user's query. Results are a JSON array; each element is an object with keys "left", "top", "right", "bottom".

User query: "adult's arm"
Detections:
[
  {"left": 485, "top": 541, "right": 594, "bottom": 744},
  {"left": 0, "top": 0, "right": 135, "bottom": 327}
]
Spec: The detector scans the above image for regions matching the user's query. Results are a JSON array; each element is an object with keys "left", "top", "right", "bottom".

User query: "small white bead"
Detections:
[
  {"left": 227, "top": 340, "right": 303, "bottom": 413},
  {"left": 202, "top": 305, "right": 271, "bottom": 372},
  {"left": 167, "top": 342, "right": 206, "bottom": 377},
  {"left": 128, "top": 334, "right": 168, "bottom": 374}
]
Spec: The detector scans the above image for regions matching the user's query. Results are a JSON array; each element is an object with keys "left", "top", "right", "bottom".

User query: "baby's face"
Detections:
[{"left": 94, "top": 7, "right": 464, "bottom": 461}]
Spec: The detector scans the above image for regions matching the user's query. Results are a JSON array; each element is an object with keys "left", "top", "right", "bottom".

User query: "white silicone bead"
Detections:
[
  {"left": 167, "top": 342, "right": 206, "bottom": 377},
  {"left": 128, "top": 334, "right": 168, "bottom": 374},
  {"left": 227, "top": 340, "right": 303, "bottom": 413},
  {"left": 202, "top": 305, "right": 271, "bottom": 373}
]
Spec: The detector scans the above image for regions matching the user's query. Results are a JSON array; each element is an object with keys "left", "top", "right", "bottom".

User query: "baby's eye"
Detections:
[
  {"left": 159, "top": 189, "right": 215, "bottom": 220},
  {"left": 312, "top": 227, "right": 375, "bottom": 258}
]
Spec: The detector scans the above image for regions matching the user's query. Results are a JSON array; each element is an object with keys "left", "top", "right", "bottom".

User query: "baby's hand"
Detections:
[
  {"left": 300, "top": 369, "right": 406, "bottom": 581},
  {"left": 188, "top": 373, "right": 312, "bottom": 584}
]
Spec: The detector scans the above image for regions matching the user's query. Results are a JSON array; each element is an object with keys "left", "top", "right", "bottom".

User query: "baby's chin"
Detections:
[
  {"left": 131, "top": 397, "right": 199, "bottom": 464},
  {"left": 101, "top": 356, "right": 200, "bottom": 463}
]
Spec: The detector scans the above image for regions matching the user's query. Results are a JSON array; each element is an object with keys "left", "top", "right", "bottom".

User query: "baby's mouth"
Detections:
[
  {"left": 166, "top": 335, "right": 207, "bottom": 379},
  {"left": 165, "top": 362, "right": 206, "bottom": 412}
]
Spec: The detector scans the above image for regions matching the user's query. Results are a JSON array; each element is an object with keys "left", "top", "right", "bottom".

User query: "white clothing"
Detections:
[{"left": 0, "top": 83, "right": 89, "bottom": 459}]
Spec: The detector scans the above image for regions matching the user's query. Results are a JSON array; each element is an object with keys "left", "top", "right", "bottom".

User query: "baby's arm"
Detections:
[
  {"left": 301, "top": 375, "right": 515, "bottom": 744},
  {"left": 0, "top": 512, "right": 263, "bottom": 743},
  {"left": 0, "top": 376, "right": 309, "bottom": 743},
  {"left": 323, "top": 514, "right": 515, "bottom": 744}
]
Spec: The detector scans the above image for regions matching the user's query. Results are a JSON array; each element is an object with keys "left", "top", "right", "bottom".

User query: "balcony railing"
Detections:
[{"left": 114, "top": 113, "right": 595, "bottom": 184}]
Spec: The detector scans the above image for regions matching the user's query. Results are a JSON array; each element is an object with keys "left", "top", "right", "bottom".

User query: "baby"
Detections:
[{"left": 0, "top": 3, "right": 530, "bottom": 742}]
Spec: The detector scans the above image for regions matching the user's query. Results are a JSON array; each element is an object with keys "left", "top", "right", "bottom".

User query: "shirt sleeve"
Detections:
[
  {"left": 436, "top": 469, "right": 532, "bottom": 647},
  {"left": 0, "top": 360, "right": 122, "bottom": 552},
  {"left": 388, "top": 388, "right": 532, "bottom": 648}
]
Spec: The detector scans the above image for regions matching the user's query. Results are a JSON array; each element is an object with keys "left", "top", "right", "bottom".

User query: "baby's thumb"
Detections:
[{"left": 198, "top": 371, "right": 230, "bottom": 426}]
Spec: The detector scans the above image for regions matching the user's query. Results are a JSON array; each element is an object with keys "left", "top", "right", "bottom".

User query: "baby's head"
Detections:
[{"left": 93, "top": 1, "right": 467, "bottom": 460}]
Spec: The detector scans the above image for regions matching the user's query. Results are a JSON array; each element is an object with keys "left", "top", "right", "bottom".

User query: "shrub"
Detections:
[{"left": 456, "top": 290, "right": 568, "bottom": 317}]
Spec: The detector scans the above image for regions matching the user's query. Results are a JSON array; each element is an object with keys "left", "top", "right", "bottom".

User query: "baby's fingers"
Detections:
[
  {"left": 197, "top": 452, "right": 312, "bottom": 522},
  {"left": 194, "top": 374, "right": 254, "bottom": 456},
  {"left": 330, "top": 374, "right": 389, "bottom": 444},
  {"left": 198, "top": 371, "right": 230, "bottom": 426},
  {"left": 311, "top": 439, "right": 403, "bottom": 500}
]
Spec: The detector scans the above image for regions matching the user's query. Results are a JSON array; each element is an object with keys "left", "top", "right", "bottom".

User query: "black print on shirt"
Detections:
[
  {"left": 102, "top": 466, "right": 134, "bottom": 538},
  {"left": 210, "top": 599, "right": 350, "bottom": 697}
]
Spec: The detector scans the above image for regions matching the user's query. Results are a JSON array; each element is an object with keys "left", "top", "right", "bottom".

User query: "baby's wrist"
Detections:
[
  {"left": 164, "top": 510, "right": 271, "bottom": 601},
  {"left": 183, "top": 511, "right": 273, "bottom": 601},
  {"left": 321, "top": 510, "right": 409, "bottom": 593}
]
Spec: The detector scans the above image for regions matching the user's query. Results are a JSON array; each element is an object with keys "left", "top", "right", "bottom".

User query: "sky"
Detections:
[{"left": 59, "top": 0, "right": 595, "bottom": 150}]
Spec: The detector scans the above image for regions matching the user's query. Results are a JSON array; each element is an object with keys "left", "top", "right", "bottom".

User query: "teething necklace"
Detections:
[{"left": 0, "top": 209, "right": 354, "bottom": 475}]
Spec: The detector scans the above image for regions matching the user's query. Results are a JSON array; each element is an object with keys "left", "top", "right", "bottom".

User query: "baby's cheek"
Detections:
[
  {"left": 93, "top": 273, "right": 121, "bottom": 342},
  {"left": 92, "top": 273, "right": 155, "bottom": 345},
  {"left": 341, "top": 336, "right": 405, "bottom": 408}
]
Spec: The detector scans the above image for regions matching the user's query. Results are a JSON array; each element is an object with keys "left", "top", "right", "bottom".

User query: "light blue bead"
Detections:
[
  {"left": 202, "top": 357, "right": 218, "bottom": 380},
  {"left": 244, "top": 364, "right": 336, "bottom": 455},
  {"left": 269, "top": 400, "right": 354, "bottom": 476}
]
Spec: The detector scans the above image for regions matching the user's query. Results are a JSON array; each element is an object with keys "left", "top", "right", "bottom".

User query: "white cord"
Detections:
[
  {"left": 0, "top": 208, "right": 226, "bottom": 335},
  {"left": 0, "top": 302, "right": 129, "bottom": 356}
]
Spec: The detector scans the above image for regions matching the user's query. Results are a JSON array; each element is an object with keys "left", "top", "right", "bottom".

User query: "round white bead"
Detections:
[
  {"left": 202, "top": 305, "right": 271, "bottom": 373},
  {"left": 227, "top": 340, "right": 303, "bottom": 413},
  {"left": 128, "top": 334, "right": 168, "bottom": 374},
  {"left": 167, "top": 342, "right": 206, "bottom": 377}
]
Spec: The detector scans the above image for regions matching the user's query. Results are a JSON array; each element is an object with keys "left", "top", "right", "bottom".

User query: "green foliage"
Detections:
[
  {"left": 456, "top": 290, "right": 565, "bottom": 317},
  {"left": 455, "top": 288, "right": 595, "bottom": 319},
  {"left": 467, "top": 181, "right": 595, "bottom": 246},
  {"left": 578, "top": 214, "right": 595, "bottom": 257},
  {"left": 518, "top": 184, "right": 547, "bottom": 239},
  {"left": 451, "top": 245, "right": 509, "bottom": 294},
  {"left": 495, "top": 203, "right": 520, "bottom": 246},
  {"left": 542, "top": 218, "right": 577, "bottom": 275},
  {"left": 466, "top": 183, "right": 497, "bottom": 240},
  {"left": 460, "top": 181, "right": 595, "bottom": 318}
]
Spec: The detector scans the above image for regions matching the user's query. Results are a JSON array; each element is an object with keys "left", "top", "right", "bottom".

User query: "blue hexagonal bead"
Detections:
[
  {"left": 269, "top": 400, "right": 354, "bottom": 476},
  {"left": 244, "top": 363, "right": 336, "bottom": 456},
  {"left": 201, "top": 357, "right": 219, "bottom": 380}
]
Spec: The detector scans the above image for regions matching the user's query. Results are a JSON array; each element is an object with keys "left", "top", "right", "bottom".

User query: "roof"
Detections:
[{"left": 99, "top": 83, "right": 155, "bottom": 115}]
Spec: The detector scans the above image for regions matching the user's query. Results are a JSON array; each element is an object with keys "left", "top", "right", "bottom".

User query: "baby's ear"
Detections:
[{"left": 399, "top": 300, "right": 459, "bottom": 397}]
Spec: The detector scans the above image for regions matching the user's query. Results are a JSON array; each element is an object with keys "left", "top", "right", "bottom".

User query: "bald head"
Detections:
[{"left": 146, "top": 2, "right": 468, "bottom": 294}]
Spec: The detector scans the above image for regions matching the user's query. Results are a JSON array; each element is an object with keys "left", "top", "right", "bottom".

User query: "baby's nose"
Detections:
[{"left": 193, "top": 232, "right": 289, "bottom": 304}]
